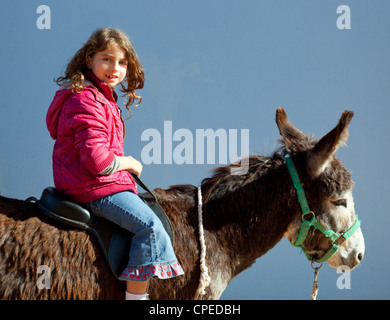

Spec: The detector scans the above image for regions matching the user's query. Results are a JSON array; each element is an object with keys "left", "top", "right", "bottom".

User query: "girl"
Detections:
[{"left": 46, "top": 28, "right": 184, "bottom": 300}]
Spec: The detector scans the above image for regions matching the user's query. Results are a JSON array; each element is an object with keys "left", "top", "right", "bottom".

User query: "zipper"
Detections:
[{"left": 85, "top": 84, "right": 126, "bottom": 138}]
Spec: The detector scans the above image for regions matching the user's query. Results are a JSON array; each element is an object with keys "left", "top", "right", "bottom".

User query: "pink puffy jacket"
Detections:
[{"left": 46, "top": 71, "right": 137, "bottom": 203}]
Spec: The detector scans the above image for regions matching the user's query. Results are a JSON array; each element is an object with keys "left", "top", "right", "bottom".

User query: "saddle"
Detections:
[{"left": 37, "top": 175, "right": 174, "bottom": 281}]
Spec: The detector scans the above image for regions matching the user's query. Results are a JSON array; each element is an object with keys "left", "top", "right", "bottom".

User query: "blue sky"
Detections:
[{"left": 1, "top": 1, "right": 389, "bottom": 299}]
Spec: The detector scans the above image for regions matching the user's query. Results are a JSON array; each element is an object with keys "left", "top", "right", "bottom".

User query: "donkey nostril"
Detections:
[{"left": 357, "top": 253, "right": 364, "bottom": 261}]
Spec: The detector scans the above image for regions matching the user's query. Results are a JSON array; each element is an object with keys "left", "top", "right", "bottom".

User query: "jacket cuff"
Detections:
[{"left": 94, "top": 152, "right": 116, "bottom": 175}]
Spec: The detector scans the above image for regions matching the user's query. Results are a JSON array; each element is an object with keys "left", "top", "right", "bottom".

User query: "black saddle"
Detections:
[{"left": 37, "top": 175, "right": 174, "bottom": 280}]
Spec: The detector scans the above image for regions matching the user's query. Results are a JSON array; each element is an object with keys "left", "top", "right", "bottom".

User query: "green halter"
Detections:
[{"left": 284, "top": 156, "right": 361, "bottom": 263}]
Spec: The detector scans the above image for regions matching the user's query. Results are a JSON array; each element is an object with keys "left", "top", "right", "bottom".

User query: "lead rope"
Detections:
[
  {"left": 195, "top": 186, "right": 211, "bottom": 299},
  {"left": 310, "top": 261, "right": 322, "bottom": 300}
]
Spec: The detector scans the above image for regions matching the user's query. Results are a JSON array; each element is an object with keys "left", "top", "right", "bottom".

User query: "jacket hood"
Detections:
[
  {"left": 46, "top": 71, "right": 118, "bottom": 140},
  {"left": 46, "top": 88, "right": 74, "bottom": 139}
]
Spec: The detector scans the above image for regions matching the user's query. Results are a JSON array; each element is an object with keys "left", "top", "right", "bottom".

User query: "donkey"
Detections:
[{"left": 0, "top": 108, "right": 364, "bottom": 300}]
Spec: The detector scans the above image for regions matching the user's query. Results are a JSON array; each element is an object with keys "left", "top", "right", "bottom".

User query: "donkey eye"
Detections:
[{"left": 333, "top": 199, "right": 347, "bottom": 208}]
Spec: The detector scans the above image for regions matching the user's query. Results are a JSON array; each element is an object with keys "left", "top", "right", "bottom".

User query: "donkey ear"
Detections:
[
  {"left": 306, "top": 110, "right": 354, "bottom": 177},
  {"left": 275, "top": 107, "right": 305, "bottom": 150}
]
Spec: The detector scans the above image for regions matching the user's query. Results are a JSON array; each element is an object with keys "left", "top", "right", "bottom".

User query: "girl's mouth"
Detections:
[{"left": 106, "top": 74, "right": 118, "bottom": 79}]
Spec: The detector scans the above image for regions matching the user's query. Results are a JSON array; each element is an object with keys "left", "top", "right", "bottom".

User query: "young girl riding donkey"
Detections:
[{"left": 46, "top": 28, "right": 184, "bottom": 300}]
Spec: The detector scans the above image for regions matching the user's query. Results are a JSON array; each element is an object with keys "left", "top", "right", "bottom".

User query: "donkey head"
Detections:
[{"left": 276, "top": 107, "right": 365, "bottom": 270}]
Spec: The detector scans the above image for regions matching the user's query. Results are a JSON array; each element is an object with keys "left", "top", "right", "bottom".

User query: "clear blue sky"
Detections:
[{"left": 1, "top": 0, "right": 389, "bottom": 299}]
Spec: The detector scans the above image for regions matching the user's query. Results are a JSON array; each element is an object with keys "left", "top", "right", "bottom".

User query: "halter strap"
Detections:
[{"left": 285, "top": 157, "right": 311, "bottom": 215}]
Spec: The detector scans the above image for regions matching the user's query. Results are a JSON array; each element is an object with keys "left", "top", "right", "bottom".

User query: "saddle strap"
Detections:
[{"left": 131, "top": 174, "right": 156, "bottom": 200}]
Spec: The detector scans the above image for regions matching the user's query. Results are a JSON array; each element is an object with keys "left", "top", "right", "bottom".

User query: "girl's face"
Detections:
[{"left": 86, "top": 43, "right": 128, "bottom": 88}]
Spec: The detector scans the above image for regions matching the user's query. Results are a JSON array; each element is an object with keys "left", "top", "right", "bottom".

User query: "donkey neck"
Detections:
[{"left": 201, "top": 155, "right": 299, "bottom": 276}]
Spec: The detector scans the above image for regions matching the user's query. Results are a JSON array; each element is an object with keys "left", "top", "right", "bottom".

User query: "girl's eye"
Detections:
[
  {"left": 120, "top": 61, "right": 128, "bottom": 66},
  {"left": 333, "top": 199, "right": 347, "bottom": 208}
]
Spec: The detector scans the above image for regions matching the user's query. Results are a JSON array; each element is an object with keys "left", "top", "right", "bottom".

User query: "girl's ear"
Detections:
[{"left": 86, "top": 55, "right": 92, "bottom": 69}]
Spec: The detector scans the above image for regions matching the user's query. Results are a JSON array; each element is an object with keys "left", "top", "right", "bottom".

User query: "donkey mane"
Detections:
[
  {"left": 198, "top": 130, "right": 320, "bottom": 205},
  {"left": 166, "top": 133, "right": 316, "bottom": 212},
  {"left": 166, "top": 153, "right": 288, "bottom": 222}
]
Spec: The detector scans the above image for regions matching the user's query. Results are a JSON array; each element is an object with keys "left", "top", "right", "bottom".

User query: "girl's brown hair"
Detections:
[{"left": 55, "top": 28, "right": 144, "bottom": 116}]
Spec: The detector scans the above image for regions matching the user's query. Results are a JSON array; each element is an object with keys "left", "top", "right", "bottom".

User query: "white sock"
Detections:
[{"left": 125, "top": 291, "right": 148, "bottom": 300}]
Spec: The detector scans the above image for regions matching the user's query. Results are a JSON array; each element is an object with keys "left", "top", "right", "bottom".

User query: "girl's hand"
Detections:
[{"left": 118, "top": 156, "right": 143, "bottom": 177}]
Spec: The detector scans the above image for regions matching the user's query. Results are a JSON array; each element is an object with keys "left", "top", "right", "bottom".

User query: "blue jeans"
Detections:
[{"left": 84, "top": 190, "right": 184, "bottom": 281}]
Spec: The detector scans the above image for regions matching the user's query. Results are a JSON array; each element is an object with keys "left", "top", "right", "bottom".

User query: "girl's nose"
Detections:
[{"left": 111, "top": 61, "right": 119, "bottom": 71}]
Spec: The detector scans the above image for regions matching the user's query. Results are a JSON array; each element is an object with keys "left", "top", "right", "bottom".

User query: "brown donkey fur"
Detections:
[{"left": 0, "top": 108, "right": 358, "bottom": 299}]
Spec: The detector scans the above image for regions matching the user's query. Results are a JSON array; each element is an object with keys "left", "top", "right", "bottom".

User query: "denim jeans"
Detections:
[{"left": 84, "top": 190, "right": 184, "bottom": 281}]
